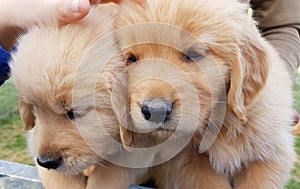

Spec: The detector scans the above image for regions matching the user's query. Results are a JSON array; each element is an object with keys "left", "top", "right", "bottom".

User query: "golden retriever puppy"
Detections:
[
  {"left": 10, "top": 5, "right": 135, "bottom": 189},
  {"left": 115, "top": 0, "right": 296, "bottom": 188}
]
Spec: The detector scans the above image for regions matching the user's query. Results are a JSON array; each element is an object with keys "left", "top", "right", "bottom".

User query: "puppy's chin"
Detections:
[
  {"left": 36, "top": 149, "right": 99, "bottom": 175},
  {"left": 131, "top": 118, "right": 175, "bottom": 132},
  {"left": 135, "top": 123, "right": 176, "bottom": 140},
  {"left": 55, "top": 158, "right": 98, "bottom": 175},
  {"left": 130, "top": 111, "right": 197, "bottom": 143}
]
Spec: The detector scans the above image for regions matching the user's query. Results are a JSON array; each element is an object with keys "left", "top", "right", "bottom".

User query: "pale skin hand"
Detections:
[{"left": 0, "top": 0, "right": 120, "bottom": 50}]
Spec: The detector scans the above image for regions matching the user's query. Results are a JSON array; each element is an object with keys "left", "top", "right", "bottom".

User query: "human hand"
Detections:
[
  {"left": 0, "top": 0, "right": 121, "bottom": 49},
  {"left": 1, "top": 0, "right": 123, "bottom": 29}
]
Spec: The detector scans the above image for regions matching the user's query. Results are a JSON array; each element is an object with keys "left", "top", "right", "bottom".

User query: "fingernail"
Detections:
[{"left": 72, "top": 0, "right": 80, "bottom": 12}]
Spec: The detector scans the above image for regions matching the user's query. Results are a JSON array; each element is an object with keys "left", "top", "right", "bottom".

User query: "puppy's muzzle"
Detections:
[
  {"left": 37, "top": 156, "right": 63, "bottom": 170},
  {"left": 141, "top": 99, "right": 173, "bottom": 123}
]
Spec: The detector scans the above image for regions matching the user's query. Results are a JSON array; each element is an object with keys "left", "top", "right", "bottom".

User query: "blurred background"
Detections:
[{"left": 1, "top": 75, "right": 300, "bottom": 188}]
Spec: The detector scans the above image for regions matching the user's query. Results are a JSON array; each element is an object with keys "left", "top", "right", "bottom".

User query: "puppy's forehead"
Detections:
[{"left": 117, "top": 0, "right": 248, "bottom": 49}]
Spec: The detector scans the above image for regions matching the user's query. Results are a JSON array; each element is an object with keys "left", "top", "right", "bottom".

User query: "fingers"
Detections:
[
  {"left": 58, "top": 0, "right": 91, "bottom": 24},
  {"left": 59, "top": 0, "right": 124, "bottom": 24},
  {"left": 89, "top": 0, "right": 146, "bottom": 5},
  {"left": 6, "top": 0, "right": 135, "bottom": 29},
  {"left": 90, "top": 0, "right": 122, "bottom": 4}
]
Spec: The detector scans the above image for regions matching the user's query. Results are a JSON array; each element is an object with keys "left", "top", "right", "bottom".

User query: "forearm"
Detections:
[
  {"left": 263, "top": 27, "right": 300, "bottom": 80},
  {"left": 0, "top": 0, "right": 63, "bottom": 50},
  {"left": 251, "top": 0, "right": 300, "bottom": 79}
]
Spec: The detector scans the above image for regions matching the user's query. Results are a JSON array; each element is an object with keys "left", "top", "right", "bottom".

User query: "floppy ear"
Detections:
[
  {"left": 111, "top": 70, "right": 135, "bottom": 151},
  {"left": 19, "top": 97, "right": 35, "bottom": 130},
  {"left": 227, "top": 30, "right": 269, "bottom": 123}
]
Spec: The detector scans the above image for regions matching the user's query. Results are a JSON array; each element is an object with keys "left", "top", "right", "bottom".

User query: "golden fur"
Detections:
[
  {"left": 10, "top": 5, "right": 137, "bottom": 189},
  {"left": 115, "top": 0, "right": 296, "bottom": 188}
]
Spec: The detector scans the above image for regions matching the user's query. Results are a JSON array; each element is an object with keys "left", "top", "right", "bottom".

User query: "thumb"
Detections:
[{"left": 58, "top": 0, "right": 91, "bottom": 24}]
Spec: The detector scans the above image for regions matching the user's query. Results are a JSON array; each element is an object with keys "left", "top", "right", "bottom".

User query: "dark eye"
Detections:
[
  {"left": 126, "top": 54, "right": 138, "bottom": 64},
  {"left": 65, "top": 109, "right": 78, "bottom": 120},
  {"left": 184, "top": 50, "right": 204, "bottom": 62}
]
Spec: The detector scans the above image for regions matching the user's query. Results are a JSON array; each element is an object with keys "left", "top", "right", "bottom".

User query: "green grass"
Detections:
[
  {"left": 1, "top": 77, "right": 300, "bottom": 187},
  {"left": 286, "top": 136, "right": 300, "bottom": 188},
  {"left": 287, "top": 73, "right": 300, "bottom": 188},
  {"left": 0, "top": 113, "right": 34, "bottom": 165},
  {"left": 0, "top": 80, "right": 19, "bottom": 117},
  {"left": 0, "top": 80, "right": 33, "bottom": 165}
]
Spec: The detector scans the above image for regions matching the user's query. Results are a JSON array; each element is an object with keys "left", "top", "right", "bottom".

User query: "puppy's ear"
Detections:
[
  {"left": 228, "top": 27, "right": 269, "bottom": 123},
  {"left": 111, "top": 70, "right": 135, "bottom": 151},
  {"left": 19, "top": 97, "right": 35, "bottom": 130}
]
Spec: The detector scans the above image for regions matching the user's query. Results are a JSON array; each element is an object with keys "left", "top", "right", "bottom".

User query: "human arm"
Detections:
[{"left": 251, "top": 0, "right": 300, "bottom": 79}]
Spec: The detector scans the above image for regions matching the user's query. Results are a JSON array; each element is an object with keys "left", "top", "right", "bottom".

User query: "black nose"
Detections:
[
  {"left": 141, "top": 99, "right": 173, "bottom": 123},
  {"left": 37, "top": 156, "right": 63, "bottom": 170}
]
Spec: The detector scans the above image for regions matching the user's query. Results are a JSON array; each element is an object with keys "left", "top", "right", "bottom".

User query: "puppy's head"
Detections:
[
  {"left": 11, "top": 6, "right": 123, "bottom": 174},
  {"left": 116, "top": 0, "right": 269, "bottom": 146}
]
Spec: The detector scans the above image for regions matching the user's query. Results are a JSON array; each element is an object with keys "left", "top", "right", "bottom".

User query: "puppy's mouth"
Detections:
[
  {"left": 156, "top": 126, "right": 175, "bottom": 132},
  {"left": 37, "top": 156, "right": 63, "bottom": 170},
  {"left": 36, "top": 154, "right": 95, "bottom": 175}
]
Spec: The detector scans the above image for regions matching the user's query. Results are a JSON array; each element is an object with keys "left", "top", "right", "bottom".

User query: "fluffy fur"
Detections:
[
  {"left": 115, "top": 0, "right": 296, "bottom": 188},
  {"left": 10, "top": 5, "right": 136, "bottom": 189}
]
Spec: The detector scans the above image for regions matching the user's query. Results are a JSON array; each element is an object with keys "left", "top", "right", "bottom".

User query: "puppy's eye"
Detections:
[
  {"left": 65, "top": 109, "right": 79, "bottom": 120},
  {"left": 126, "top": 54, "right": 138, "bottom": 64},
  {"left": 184, "top": 50, "right": 204, "bottom": 62}
]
